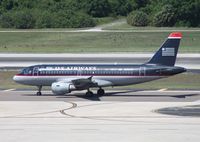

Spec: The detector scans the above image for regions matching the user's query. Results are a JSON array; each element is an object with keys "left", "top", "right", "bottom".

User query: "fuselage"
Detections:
[{"left": 13, "top": 64, "right": 186, "bottom": 87}]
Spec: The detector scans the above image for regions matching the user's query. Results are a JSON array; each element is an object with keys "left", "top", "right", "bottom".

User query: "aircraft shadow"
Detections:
[
  {"left": 56, "top": 90, "right": 139, "bottom": 101},
  {"left": 58, "top": 91, "right": 199, "bottom": 101},
  {"left": 106, "top": 93, "right": 199, "bottom": 98},
  {"left": 22, "top": 90, "right": 199, "bottom": 101}
]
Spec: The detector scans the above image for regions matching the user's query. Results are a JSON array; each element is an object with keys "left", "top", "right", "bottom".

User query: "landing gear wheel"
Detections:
[
  {"left": 85, "top": 91, "right": 94, "bottom": 97},
  {"left": 97, "top": 89, "right": 105, "bottom": 96},
  {"left": 36, "top": 86, "right": 42, "bottom": 96},
  {"left": 36, "top": 92, "right": 42, "bottom": 96}
]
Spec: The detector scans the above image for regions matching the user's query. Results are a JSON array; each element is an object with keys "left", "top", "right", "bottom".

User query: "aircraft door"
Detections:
[
  {"left": 139, "top": 67, "right": 146, "bottom": 76},
  {"left": 33, "top": 67, "right": 39, "bottom": 76}
]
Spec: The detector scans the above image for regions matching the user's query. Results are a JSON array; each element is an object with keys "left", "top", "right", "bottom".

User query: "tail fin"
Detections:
[{"left": 147, "top": 32, "right": 182, "bottom": 66}]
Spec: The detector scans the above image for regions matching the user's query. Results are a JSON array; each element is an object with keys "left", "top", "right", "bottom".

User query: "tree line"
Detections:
[
  {"left": 0, "top": 0, "right": 199, "bottom": 29},
  {"left": 127, "top": 0, "right": 200, "bottom": 27}
]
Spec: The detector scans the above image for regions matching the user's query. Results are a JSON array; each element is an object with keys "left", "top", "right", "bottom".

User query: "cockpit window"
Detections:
[{"left": 20, "top": 68, "right": 32, "bottom": 75}]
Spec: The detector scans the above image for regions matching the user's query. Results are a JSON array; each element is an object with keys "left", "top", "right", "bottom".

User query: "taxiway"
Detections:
[
  {"left": 0, "top": 89, "right": 200, "bottom": 102},
  {"left": 0, "top": 90, "right": 199, "bottom": 142},
  {"left": 0, "top": 89, "right": 199, "bottom": 142}
]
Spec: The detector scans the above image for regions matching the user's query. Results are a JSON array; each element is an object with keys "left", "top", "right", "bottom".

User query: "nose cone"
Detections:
[
  {"left": 13, "top": 75, "right": 21, "bottom": 83},
  {"left": 13, "top": 75, "right": 17, "bottom": 82}
]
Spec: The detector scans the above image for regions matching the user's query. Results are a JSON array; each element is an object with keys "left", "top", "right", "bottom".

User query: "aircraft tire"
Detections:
[
  {"left": 37, "top": 92, "right": 42, "bottom": 96},
  {"left": 97, "top": 89, "right": 105, "bottom": 96}
]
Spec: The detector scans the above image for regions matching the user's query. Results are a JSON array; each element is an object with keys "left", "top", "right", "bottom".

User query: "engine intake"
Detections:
[{"left": 51, "top": 82, "right": 75, "bottom": 95}]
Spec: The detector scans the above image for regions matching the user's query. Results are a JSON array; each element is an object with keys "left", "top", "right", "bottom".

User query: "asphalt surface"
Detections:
[
  {"left": 0, "top": 90, "right": 199, "bottom": 102},
  {"left": 0, "top": 89, "right": 200, "bottom": 142}
]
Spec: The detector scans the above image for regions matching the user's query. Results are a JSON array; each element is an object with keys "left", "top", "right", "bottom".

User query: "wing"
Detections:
[
  {"left": 59, "top": 76, "right": 113, "bottom": 90},
  {"left": 71, "top": 76, "right": 97, "bottom": 89}
]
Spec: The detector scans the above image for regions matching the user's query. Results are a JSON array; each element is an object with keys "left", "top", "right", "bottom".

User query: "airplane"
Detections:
[{"left": 13, "top": 32, "right": 186, "bottom": 96}]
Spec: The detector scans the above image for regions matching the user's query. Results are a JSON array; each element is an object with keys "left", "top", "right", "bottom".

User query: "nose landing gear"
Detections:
[{"left": 36, "top": 86, "right": 42, "bottom": 96}]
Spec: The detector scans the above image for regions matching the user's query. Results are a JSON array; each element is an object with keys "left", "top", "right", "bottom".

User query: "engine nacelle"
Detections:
[{"left": 51, "top": 82, "right": 75, "bottom": 95}]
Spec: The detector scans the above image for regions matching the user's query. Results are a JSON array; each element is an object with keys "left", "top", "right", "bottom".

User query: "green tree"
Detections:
[
  {"left": 134, "top": 0, "right": 149, "bottom": 8},
  {"left": 0, "top": 11, "right": 14, "bottom": 28},
  {"left": 177, "top": 0, "right": 200, "bottom": 27},
  {"left": 13, "top": 9, "right": 35, "bottom": 29},
  {"left": 35, "top": 10, "right": 54, "bottom": 28},
  {"left": 0, "top": 0, "right": 199, "bottom": 28},
  {"left": 127, "top": 11, "right": 149, "bottom": 26},
  {"left": 70, "top": 12, "right": 96, "bottom": 28},
  {"left": 153, "top": 5, "right": 176, "bottom": 27},
  {"left": 85, "top": 0, "right": 111, "bottom": 17},
  {"left": 50, "top": 10, "right": 95, "bottom": 28},
  {"left": 0, "top": 0, "right": 16, "bottom": 10},
  {"left": 109, "top": 0, "right": 136, "bottom": 16}
]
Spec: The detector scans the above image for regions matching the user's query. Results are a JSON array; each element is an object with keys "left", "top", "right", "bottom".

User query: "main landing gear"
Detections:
[
  {"left": 85, "top": 89, "right": 94, "bottom": 97},
  {"left": 97, "top": 88, "right": 105, "bottom": 96},
  {"left": 36, "top": 86, "right": 42, "bottom": 96},
  {"left": 85, "top": 88, "right": 105, "bottom": 97}
]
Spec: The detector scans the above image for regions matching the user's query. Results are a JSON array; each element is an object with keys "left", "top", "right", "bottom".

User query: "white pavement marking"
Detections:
[
  {"left": 157, "top": 88, "right": 168, "bottom": 92},
  {"left": 3, "top": 89, "right": 15, "bottom": 92}
]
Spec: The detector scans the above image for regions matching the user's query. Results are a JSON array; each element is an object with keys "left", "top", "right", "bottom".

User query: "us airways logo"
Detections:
[
  {"left": 162, "top": 48, "right": 175, "bottom": 56},
  {"left": 40, "top": 66, "right": 97, "bottom": 71}
]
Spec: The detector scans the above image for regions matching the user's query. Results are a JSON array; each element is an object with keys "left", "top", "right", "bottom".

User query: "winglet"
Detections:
[{"left": 168, "top": 32, "right": 182, "bottom": 39}]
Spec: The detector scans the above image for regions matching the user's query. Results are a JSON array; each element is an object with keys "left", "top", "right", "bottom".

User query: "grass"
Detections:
[
  {"left": 126, "top": 73, "right": 200, "bottom": 90},
  {"left": 0, "top": 71, "right": 29, "bottom": 89},
  {"left": 0, "top": 31, "right": 199, "bottom": 53},
  {"left": 1, "top": 71, "right": 199, "bottom": 90}
]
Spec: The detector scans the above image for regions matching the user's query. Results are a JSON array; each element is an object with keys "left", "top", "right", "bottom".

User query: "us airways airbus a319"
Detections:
[{"left": 13, "top": 32, "right": 186, "bottom": 96}]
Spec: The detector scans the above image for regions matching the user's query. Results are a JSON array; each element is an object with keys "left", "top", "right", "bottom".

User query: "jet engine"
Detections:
[{"left": 51, "top": 82, "right": 76, "bottom": 95}]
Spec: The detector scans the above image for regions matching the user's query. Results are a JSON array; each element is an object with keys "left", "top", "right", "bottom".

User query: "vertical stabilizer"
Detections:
[{"left": 147, "top": 32, "right": 182, "bottom": 66}]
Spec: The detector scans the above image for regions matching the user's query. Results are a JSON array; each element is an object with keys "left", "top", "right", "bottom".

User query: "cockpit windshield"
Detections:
[{"left": 20, "top": 68, "right": 32, "bottom": 75}]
